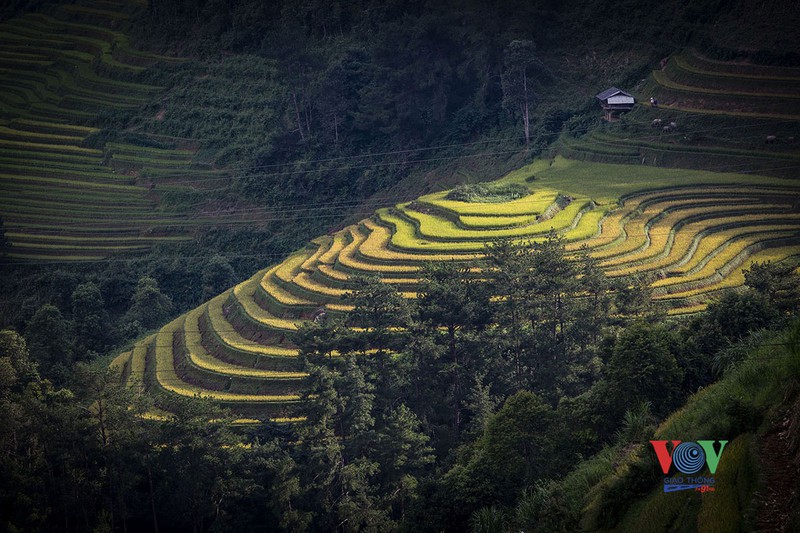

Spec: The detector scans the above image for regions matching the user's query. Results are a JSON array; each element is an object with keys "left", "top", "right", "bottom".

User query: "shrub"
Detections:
[{"left": 445, "top": 183, "right": 530, "bottom": 203}]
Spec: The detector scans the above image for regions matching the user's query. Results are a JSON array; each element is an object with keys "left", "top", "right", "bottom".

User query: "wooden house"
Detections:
[{"left": 596, "top": 87, "right": 635, "bottom": 121}]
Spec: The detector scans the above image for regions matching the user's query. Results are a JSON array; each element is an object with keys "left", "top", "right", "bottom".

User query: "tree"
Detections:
[
  {"left": 124, "top": 276, "right": 173, "bottom": 332},
  {"left": 0, "top": 330, "right": 37, "bottom": 396},
  {"left": 745, "top": 260, "right": 800, "bottom": 314},
  {"left": 296, "top": 359, "right": 387, "bottom": 531},
  {"left": 414, "top": 261, "right": 490, "bottom": 437},
  {"left": 501, "top": 39, "right": 545, "bottom": 146},
  {"left": 314, "top": 49, "right": 370, "bottom": 148},
  {"left": 71, "top": 282, "right": 113, "bottom": 358},
  {"left": 612, "top": 272, "right": 660, "bottom": 319},
  {"left": 201, "top": 254, "right": 237, "bottom": 301},
  {"left": 344, "top": 275, "right": 412, "bottom": 359},
  {"left": 571, "top": 247, "right": 613, "bottom": 347},
  {"left": 374, "top": 404, "right": 434, "bottom": 520},
  {"left": 484, "top": 233, "right": 595, "bottom": 398},
  {"left": 152, "top": 397, "right": 249, "bottom": 532},
  {"left": 25, "top": 304, "right": 72, "bottom": 383},
  {"left": 433, "top": 391, "right": 557, "bottom": 531},
  {"left": 679, "top": 290, "right": 778, "bottom": 391},
  {"left": 479, "top": 391, "right": 557, "bottom": 493},
  {"left": 603, "top": 322, "right": 683, "bottom": 419}
]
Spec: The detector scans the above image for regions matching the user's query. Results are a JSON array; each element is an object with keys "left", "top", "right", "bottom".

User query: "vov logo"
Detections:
[{"left": 650, "top": 440, "right": 728, "bottom": 493}]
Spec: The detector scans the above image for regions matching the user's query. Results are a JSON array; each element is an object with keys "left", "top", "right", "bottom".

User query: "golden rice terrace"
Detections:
[{"left": 113, "top": 156, "right": 800, "bottom": 420}]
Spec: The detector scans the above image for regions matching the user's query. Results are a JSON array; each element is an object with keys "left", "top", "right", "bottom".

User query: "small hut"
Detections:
[{"left": 596, "top": 87, "right": 635, "bottom": 121}]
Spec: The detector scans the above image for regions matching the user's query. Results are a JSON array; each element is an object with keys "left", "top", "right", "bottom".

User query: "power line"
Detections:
[
  {"left": 106, "top": 118, "right": 800, "bottom": 185},
  {"left": 4, "top": 164, "right": 800, "bottom": 228}
]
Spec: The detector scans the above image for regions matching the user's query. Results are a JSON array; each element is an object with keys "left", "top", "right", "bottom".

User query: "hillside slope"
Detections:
[
  {"left": 112, "top": 155, "right": 800, "bottom": 419},
  {"left": 568, "top": 321, "right": 800, "bottom": 532}
]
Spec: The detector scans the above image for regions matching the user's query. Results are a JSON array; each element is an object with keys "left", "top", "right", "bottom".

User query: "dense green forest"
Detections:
[
  {"left": 2, "top": 0, "right": 800, "bottom": 530},
  {"left": 2, "top": 248, "right": 799, "bottom": 530}
]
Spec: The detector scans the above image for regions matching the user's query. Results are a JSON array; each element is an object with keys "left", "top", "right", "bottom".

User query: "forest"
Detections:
[{"left": 3, "top": 236, "right": 798, "bottom": 531}]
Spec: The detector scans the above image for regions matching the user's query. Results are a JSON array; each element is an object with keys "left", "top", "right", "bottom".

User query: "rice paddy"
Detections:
[
  {"left": 0, "top": 1, "right": 229, "bottom": 261},
  {"left": 115, "top": 155, "right": 800, "bottom": 419}
]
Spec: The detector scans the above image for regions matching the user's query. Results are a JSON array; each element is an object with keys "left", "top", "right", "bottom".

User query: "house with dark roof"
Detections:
[{"left": 596, "top": 87, "right": 635, "bottom": 121}]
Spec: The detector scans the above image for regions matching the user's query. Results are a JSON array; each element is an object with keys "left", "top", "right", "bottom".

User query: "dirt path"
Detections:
[{"left": 752, "top": 395, "right": 800, "bottom": 532}]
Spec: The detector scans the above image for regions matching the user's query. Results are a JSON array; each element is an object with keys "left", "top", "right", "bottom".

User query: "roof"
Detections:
[{"left": 595, "top": 87, "right": 633, "bottom": 101}]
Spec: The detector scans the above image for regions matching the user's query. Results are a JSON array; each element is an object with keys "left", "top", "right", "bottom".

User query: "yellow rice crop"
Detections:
[
  {"left": 183, "top": 306, "right": 305, "bottom": 378},
  {"left": 598, "top": 205, "right": 775, "bottom": 268},
  {"left": 275, "top": 250, "right": 313, "bottom": 283},
  {"left": 108, "top": 350, "right": 131, "bottom": 372},
  {"left": 571, "top": 186, "right": 793, "bottom": 253},
  {"left": 154, "top": 319, "right": 300, "bottom": 402},
  {"left": 590, "top": 203, "right": 670, "bottom": 260},
  {"left": 607, "top": 219, "right": 800, "bottom": 277},
  {"left": 563, "top": 205, "right": 613, "bottom": 241},
  {"left": 377, "top": 209, "right": 485, "bottom": 252},
  {"left": 653, "top": 232, "right": 798, "bottom": 291},
  {"left": 667, "top": 303, "right": 709, "bottom": 316},
  {"left": 291, "top": 271, "right": 348, "bottom": 298},
  {"left": 589, "top": 196, "right": 776, "bottom": 262},
  {"left": 360, "top": 219, "right": 475, "bottom": 263},
  {"left": 336, "top": 225, "right": 421, "bottom": 273},
  {"left": 126, "top": 336, "right": 153, "bottom": 391},
  {"left": 399, "top": 198, "right": 593, "bottom": 241},
  {"left": 458, "top": 213, "right": 539, "bottom": 229},
  {"left": 319, "top": 230, "right": 348, "bottom": 264},
  {"left": 234, "top": 277, "right": 300, "bottom": 331},
  {"left": 317, "top": 264, "right": 351, "bottom": 281},
  {"left": 656, "top": 224, "right": 800, "bottom": 282},
  {"left": 206, "top": 293, "right": 299, "bottom": 357},
  {"left": 259, "top": 266, "right": 314, "bottom": 306},
  {"left": 301, "top": 236, "right": 332, "bottom": 271},
  {"left": 656, "top": 245, "right": 800, "bottom": 300}
]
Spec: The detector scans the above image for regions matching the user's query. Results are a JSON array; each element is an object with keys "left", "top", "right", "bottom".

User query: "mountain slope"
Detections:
[{"left": 112, "top": 154, "right": 800, "bottom": 419}]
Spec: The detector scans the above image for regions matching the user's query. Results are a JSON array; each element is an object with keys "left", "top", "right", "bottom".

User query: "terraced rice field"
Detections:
[
  {"left": 652, "top": 49, "right": 800, "bottom": 119},
  {"left": 115, "top": 156, "right": 800, "bottom": 419},
  {"left": 558, "top": 48, "right": 800, "bottom": 180},
  {"left": 0, "top": 2, "right": 227, "bottom": 261}
]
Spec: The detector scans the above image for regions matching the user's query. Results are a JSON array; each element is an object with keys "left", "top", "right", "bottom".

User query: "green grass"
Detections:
[
  {"left": 582, "top": 320, "right": 800, "bottom": 531},
  {"left": 0, "top": 7, "right": 223, "bottom": 261},
  {"left": 679, "top": 48, "right": 800, "bottom": 80},
  {"left": 695, "top": 435, "right": 756, "bottom": 533},
  {"left": 527, "top": 157, "right": 797, "bottom": 202},
  {"left": 654, "top": 65, "right": 800, "bottom": 99},
  {"left": 0, "top": 126, "right": 85, "bottom": 145},
  {"left": 666, "top": 53, "right": 800, "bottom": 94}
]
